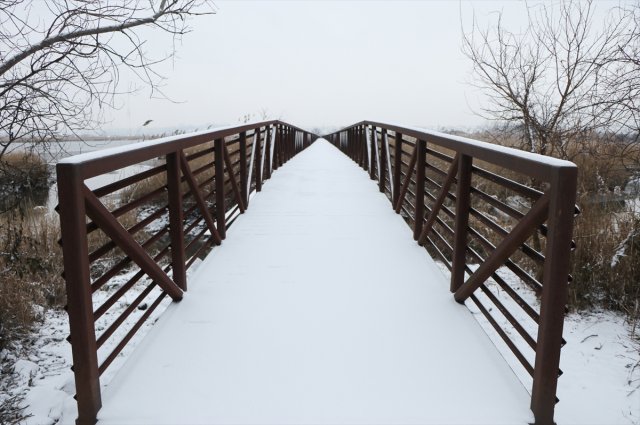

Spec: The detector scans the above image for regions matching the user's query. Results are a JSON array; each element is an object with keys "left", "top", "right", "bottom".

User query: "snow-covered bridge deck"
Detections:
[{"left": 95, "top": 140, "right": 532, "bottom": 424}]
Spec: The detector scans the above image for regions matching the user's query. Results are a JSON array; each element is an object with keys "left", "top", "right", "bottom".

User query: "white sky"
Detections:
[{"left": 103, "top": 1, "right": 619, "bottom": 135}]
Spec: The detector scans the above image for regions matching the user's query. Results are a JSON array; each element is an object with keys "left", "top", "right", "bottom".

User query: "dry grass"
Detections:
[{"left": 0, "top": 203, "right": 64, "bottom": 352}]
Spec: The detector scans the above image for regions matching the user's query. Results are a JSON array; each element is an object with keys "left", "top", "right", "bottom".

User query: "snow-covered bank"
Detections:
[
  {"left": 0, "top": 260, "right": 203, "bottom": 425},
  {"left": 437, "top": 262, "right": 640, "bottom": 424}
]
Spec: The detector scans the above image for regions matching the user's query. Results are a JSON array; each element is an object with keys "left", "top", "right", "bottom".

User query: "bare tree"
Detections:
[
  {"left": 0, "top": 0, "right": 214, "bottom": 162},
  {"left": 461, "top": 0, "right": 629, "bottom": 162}
]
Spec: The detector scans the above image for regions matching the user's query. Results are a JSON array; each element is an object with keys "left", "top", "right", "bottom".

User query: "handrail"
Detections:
[
  {"left": 323, "top": 122, "right": 578, "bottom": 425},
  {"left": 57, "top": 120, "right": 317, "bottom": 425}
]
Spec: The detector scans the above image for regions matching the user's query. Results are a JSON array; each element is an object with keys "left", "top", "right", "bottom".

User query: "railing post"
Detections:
[
  {"left": 274, "top": 124, "right": 281, "bottom": 170},
  {"left": 369, "top": 126, "right": 376, "bottom": 180},
  {"left": 362, "top": 126, "right": 368, "bottom": 172},
  {"left": 451, "top": 154, "right": 473, "bottom": 292},
  {"left": 265, "top": 125, "right": 272, "bottom": 179},
  {"left": 255, "top": 127, "right": 263, "bottom": 192},
  {"left": 350, "top": 128, "right": 355, "bottom": 161},
  {"left": 286, "top": 127, "right": 291, "bottom": 162},
  {"left": 414, "top": 139, "right": 426, "bottom": 240},
  {"left": 215, "top": 138, "right": 226, "bottom": 240},
  {"left": 56, "top": 164, "right": 102, "bottom": 425},
  {"left": 166, "top": 152, "right": 186, "bottom": 291},
  {"left": 283, "top": 127, "right": 288, "bottom": 164},
  {"left": 393, "top": 132, "right": 403, "bottom": 208},
  {"left": 531, "top": 167, "right": 578, "bottom": 425},
  {"left": 379, "top": 128, "right": 387, "bottom": 193},
  {"left": 239, "top": 131, "right": 248, "bottom": 206}
]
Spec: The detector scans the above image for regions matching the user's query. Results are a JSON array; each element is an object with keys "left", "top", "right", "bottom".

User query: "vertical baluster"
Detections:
[
  {"left": 360, "top": 126, "right": 366, "bottom": 169},
  {"left": 369, "top": 126, "right": 376, "bottom": 180},
  {"left": 239, "top": 131, "right": 248, "bottom": 206},
  {"left": 214, "top": 138, "right": 226, "bottom": 240},
  {"left": 275, "top": 124, "right": 282, "bottom": 170},
  {"left": 265, "top": 125, "right": 273, "bottom": 178},
  {"left": 56, "top": 164, "right": 102, "bottom": 425},
  {"left": 362, "top": 126, "right": 369, "bottom": 172},
  {"left": 379, "top": 128, "right": 387, "bottom": 193},
  {"left": 255, "top": 127, "right": 263, "bottom": 192},
  {"left": 393, "top": 132, "right": 403, "bottom": 207},
  {"left": 166, "top": 151, "right": 186, "bottom": 290},
  {"left": 451, "top": 154, "right": 473, "bottom": 292},
  {"left": 414, "top": 139, "right": 426, "bottom": 240}
]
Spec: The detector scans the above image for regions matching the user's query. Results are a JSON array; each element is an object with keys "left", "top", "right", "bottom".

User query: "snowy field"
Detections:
[{"left": 1, "top": 139, "right": 638, "bottom": 424}]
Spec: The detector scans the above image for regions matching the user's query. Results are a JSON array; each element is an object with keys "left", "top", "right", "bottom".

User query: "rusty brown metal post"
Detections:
[
  {"left": 214, "top": 138, "right": 226, "bottom": 240},
  {"left": 531, "top": 167, "right": 578, "bottom": 425},
  {"left": 451, "top": 154, "right": 473, "bottom": 292},
  {"left": 255, "top": 127, "right": 263, "bottom": 192},
  {"left": 393, "top": 132, "right": 403, "bottom": 207},
  {"left": 273, "top": 125, "right": 280, "bottom": 171},
  {"left": 56, "top": 164, "right": 102, "bottom": 425},
  {"left": 379, "top": 128, "right": 387, "bottom": 193},
  {"left": 282, "top": 126, "right": 288, "bottom": 165},
  {"left": 166, "top": 152, "right": 186, "bottom": 291},
  {"left": 287, "top": 127, "right": 292, "bottom": 161},
  {"left": 265, "top": 125, "right": 273, "bottom": 179},
  {"left": 363, "top": 126, "right": 369, "bottom": 172},
  {"left": 239, "top": 131, "right": 248, "bottom": 206},
  {"left": 369, "top": 126, "right": 376, "bottom": 180},
  {"left": 414, "top": 139, "right": 426, "bottom": 240},
  {"left": 350, "top": 129, "right": 355, "bottom": 161}
]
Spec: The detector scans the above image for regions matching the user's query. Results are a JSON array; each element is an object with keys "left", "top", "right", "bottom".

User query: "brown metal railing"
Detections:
[
  {"left": 325, "top": 121, "right": 578, "bottom": 425},
  {"left": 56, "top": 121, "right": 316, "bottom": 425}
]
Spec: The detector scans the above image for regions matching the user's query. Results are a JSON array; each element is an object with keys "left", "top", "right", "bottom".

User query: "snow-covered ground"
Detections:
[
  {"left": 437, "top": 262, "right": 640, "bottom": 424},
  {"left": 0, "top": 261, "right": 202, "bottom": 425},
  {"left": 1, "top": 139, "right": 638, "bottom": 423},
  {"left": 6, "top": 265, "right": 637, "bottom": 423}
]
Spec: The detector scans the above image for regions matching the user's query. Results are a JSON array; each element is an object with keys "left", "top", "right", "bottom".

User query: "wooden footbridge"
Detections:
[{"left": 57, "top": 121, "right": 577, "bottom": 425}]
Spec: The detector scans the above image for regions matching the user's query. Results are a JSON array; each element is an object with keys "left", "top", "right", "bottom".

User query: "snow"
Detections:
[
  {"left": 435, "top": 262, "right": 640, "bottom": 424},
  {"left": 94, "top": 139, "right": 532, "bottom": 424},
  {"left": 4, "top": 138, "right": 637, "bottom": 424}
]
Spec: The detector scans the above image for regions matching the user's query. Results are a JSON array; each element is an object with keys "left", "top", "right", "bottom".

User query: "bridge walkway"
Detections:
[{"left": 97, "top": 139, "right": 533, "bottom": 424}]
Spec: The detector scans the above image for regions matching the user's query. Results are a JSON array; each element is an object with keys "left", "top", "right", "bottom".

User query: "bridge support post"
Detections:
[
  {"left": 393, "top": 132, "right": 403, "bottom": 208},
  {"left": 362, "top": 126, "right": 368, "bottom": 172},
  {"left": 451, "top": 154, "right": 473, "bottom": 292},
  {"left": 413, "top": 139, "right": 426, "bottom": 240},
  {"left": 57, "top": 164, "right": 102, "bottom": 425},
  {"left": 530, "top": 167, "right": 577, "bottom": 425},
  {"left": 369, "top": 126, "right": 376, "bottom": 180},
  {"left": 265, "top": 125, "right": 272, "bottom": 179},
  {"left": 239, "top": 132, "right": 248, "bottom": 205},
  {"left": 255, "top": 127, "right": 263, "bottom": 192},
  {"left": 167, "top": 151, "right": 187, "bottom": 291},
  {"left": 274, "top": 125, "right": 281, "bottom": 170},
  {"left": 215, "top": 138, "right": 226, "bottom": 240},
  {"left": 379, "top": 128, "right": 387, "bottom": 193}
]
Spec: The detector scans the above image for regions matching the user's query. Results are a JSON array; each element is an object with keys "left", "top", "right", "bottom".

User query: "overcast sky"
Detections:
[{"left": 104, "top": 1, "right": 617, "bottom": 135}]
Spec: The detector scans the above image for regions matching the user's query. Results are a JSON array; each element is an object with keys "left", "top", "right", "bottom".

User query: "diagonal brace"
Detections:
[
  {"left": 223, "top": 140, "right": 247, "bottom": 213},
  {"left": 394, "top": 146, "right": 418, "bottom": 213},
  {"left": 418, "top": 154, "right": 459, "bottom": 246},
  {"left": 454, "top": 192, "right": 551, "bottom": 303},
  {"left": 82, "top": 185, "right": 183, "bottom": 301},
  {"left": 179, "top": 151, "right": 222, "bottom": 246}
]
